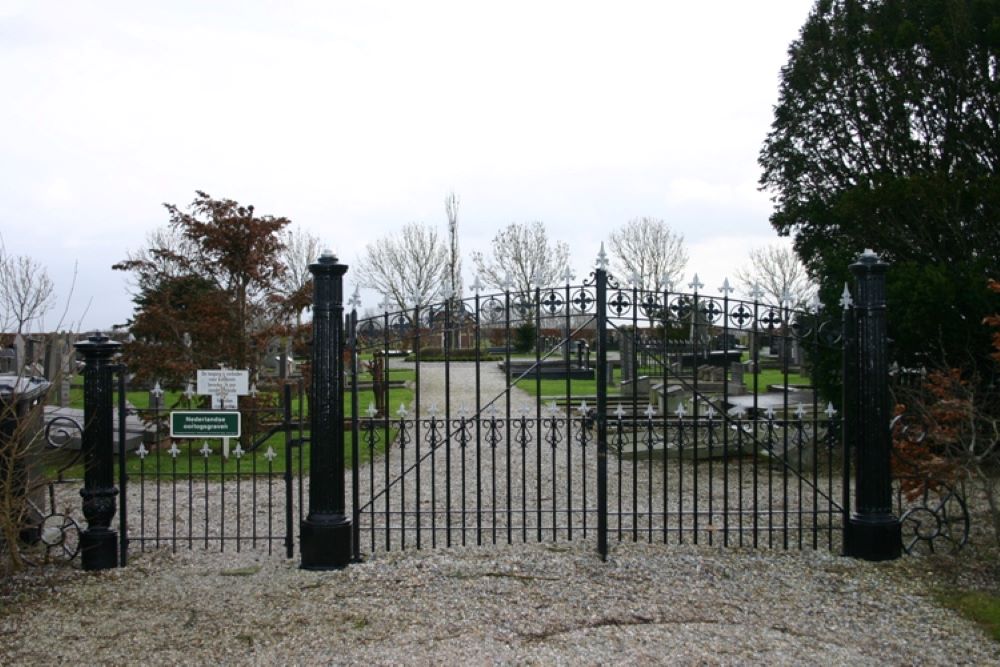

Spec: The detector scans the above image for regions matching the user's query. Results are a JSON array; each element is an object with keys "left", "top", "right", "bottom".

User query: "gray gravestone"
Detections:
[
  {"left": 620, "top": 335, "right": 634, "bottom": 384},
  {"left": 12, "top": 334, "right": 25, "bottom": 374}
]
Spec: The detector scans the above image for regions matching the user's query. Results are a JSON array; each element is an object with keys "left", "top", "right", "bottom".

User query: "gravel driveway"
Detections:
[{"left": 2, "top": 540, "right": 997, "bottom": 664}]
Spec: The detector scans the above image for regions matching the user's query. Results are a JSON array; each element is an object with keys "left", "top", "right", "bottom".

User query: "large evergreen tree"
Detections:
[{"left": 760, "top": 0, "right": 1000, "bottom": 380}]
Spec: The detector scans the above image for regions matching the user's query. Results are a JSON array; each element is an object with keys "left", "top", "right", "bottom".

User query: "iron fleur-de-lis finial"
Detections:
[
  {"left": 595, "top": 243, "right": 609, "bottom": 271},
  {"left": 840, "top": 283, "right": 853, "bottom": 309}
]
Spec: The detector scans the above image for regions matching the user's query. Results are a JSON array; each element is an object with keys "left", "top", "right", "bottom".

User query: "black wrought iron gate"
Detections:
[
  {"left": 50, "top": 250, "right": 969, "bottom": 571},
  {"left": 115, "top": 378, "right": 306, "bottom": 561},
  {"left": 349, "top": 263, "right": 848, "bottom": 559}
]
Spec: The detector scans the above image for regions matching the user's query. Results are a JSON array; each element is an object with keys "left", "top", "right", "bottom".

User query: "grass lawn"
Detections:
[
  {"left": 513, "top": 374, "right": 621, "bottom": 399},
  {"left": 745, "top": 368, "right": 810, "bottom": 390},
  {"left": 47, "top": 373, "right": 414, "bottom": 479},
  {"left": 511, "top": 365, "right": 811, "bottom": 399},
  {"left": 940, "top": 591, "right": 1000, "bottom": 642}
]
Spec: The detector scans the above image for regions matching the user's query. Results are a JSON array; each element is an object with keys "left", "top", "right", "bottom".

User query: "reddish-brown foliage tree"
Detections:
[
  {"left": 892, "top": 281, "right": 1000, "bottom": 542},
  {"left": 986, "top": 279, "right": 1000, "bottom": 364},
  {"left": 114, "top": 192, "right": 293, "bottom": 388}
]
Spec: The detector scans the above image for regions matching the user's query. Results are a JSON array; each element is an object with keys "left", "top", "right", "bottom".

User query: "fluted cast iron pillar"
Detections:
[
  {"left": 76, "top": 333, "right": 121, "bottom": 570},
  {"left": 844, "top": 250, "right": 901, "bottom": 561},
  {"left": 300, "top": 250, "right": 352, "bottom": 569}
]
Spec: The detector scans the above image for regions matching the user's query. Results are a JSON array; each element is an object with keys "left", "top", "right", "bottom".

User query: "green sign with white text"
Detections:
[{"left": 170, "top": 411, "right": 241, "bottom": 438}]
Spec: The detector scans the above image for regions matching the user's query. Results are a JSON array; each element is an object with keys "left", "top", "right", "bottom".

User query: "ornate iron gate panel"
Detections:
[
  {"left": 601, "top": 272, "right": 846, "bottom": 552},
  {"left": 349, "top": 266, "right": 848, "bottom": 558},
  {"left": 117, "top": 379, "right": 305, "bottom": 560},
  {"left": 350, "top": 281, "right": 601, "bottom": 555}
]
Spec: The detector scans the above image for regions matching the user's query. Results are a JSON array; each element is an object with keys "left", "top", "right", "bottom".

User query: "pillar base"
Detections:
[
  {"left": 80, "top": 528, "right": 118, "bottom": 571},
  {"left": 300, "top": 515, "right": 353, "bottom": 570},
  {"left": 845, "top": 513, "right": 901, "bottom": 561}
]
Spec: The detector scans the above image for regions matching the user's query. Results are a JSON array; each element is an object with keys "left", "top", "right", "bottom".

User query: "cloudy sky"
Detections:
[{"left": 0, "top": 0, "right": 815, "bottom": 331}]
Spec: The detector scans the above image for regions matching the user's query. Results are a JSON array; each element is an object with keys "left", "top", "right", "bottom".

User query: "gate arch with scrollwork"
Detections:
[{"left": 342, "top": 250, "right": 965, "bottom": 561}]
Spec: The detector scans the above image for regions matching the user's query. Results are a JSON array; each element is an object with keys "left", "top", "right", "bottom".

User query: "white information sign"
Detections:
[{"left": 197, "top": 369, "right": 249, "bottom": 409}]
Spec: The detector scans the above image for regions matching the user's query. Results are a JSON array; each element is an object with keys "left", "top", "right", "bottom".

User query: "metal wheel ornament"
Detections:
[
  {"left": 355, "top": 319, "right": 381, "bottom": 345},
  {"left": 608, "top": 290, "right": 631, "bottom": 316},
  {"left": 571, "top": 288, "right": 595, "bottom": 314},
  {"left": 540, "top": 290, "right": 564, "bottom": 315},
  {"left": 789, "top": 313, "right": 815, "bottom": 340},
  {"left": 22, "top": 513, "right": 81, "bottom": 565},
  {"left": 817, "top": 320, "right": 843, "bottom": 346},
  {"left": 897, "top": 483, "right": 969, "bottom": 555},
  {"left": 638, "top": 293, "right": 661, "bottom": 319},
  {"left": 669, "top": 295, "right": 691, "bottom": 321},
  {"left": 728, "top": 303, "right": 754, "bottom": 330},
  {"left": 481, "top": 297, "right": 505, "bottom": 323},
  {"left": 511, "top": 294, "right": 534, "bottom": 320},
  {"left": 759, "top": 308, "right": 783, "bottom": 330},
  {"left": 700, "top": 299, "right": 723, "bottom": 324}
]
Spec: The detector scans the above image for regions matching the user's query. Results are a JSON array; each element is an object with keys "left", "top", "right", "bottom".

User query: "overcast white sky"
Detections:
[{"left": 0, "top": 0, "right": 815, "bottom": 331}]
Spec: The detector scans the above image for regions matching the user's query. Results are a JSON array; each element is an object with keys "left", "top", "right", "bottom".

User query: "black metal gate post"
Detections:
[
  {"left": 595, "top": 254, "right": 609, "bottom": 561},
  {"left": 76, "top": 333, "right": 122, "bottom": 571},
  {"left": 300, "top": 250, "right": 353, "bottom": 569},
  {"left": 844, "top": 250, "right": 901, "bottom": 561}
]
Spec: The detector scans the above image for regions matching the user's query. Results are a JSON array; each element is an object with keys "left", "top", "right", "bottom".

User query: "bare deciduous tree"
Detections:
[
  {"left": 735, "top": 243, "right": 815, "bottom": 308},
  {"left": 471, "top": 221, "right": 569, "bottom": 296},
  {"left": 0, "top": 250, "right": 56, "bottom": 334},
  {"left": 276, "top": 225, "right": 320, "bottom": 326},
  {"left": 445, "top": 192, "right": 462, "bottom": 301},
  {"left": 355, "top": 222, "right": 449, "bottom": 312},
  {"left": 607, "top": 217, "right": 688, "bottom": 292}
]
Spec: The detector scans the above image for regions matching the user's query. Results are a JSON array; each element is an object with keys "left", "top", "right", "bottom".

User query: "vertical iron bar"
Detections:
[
  {"left": 811, "top": 321, "right": 820, "bottom": 550},
  {"left": 752, "top": 296, "right": 760, "bottom": 548},
  {"left": 842, "top": 288, "right": 856, "bottom": 557},
  {"left": 383, "top": 310, "right": 390, "bottom": 552},
  {"left": 414, "top": 303, "right": 422, "bottom": 549},
  {"left": 475, "top": 292, "right": 483, "bottom": 546},
  {"left": 445, "top": 299, "right": 452, "bottom": 548},
  {"left": 349, "top": 311, "right": 360, "bottom": 561},
  {"left": 692, "top": 287, "right": 700, "bottom": 544},
  {"left": 596, "top": 267, "right": 609, "bottom": 561},
  {"left": 564, "top": 280, "right": 573, "bottom": 540},
  {"left": 505, "top": 287, "right": 512, "bottom": 545},
  {"left": 661, "top": 285, "right": 669, "bottom": 543},
  {"left": 535, "top": 286, "right": 542, "bottom": 542},
  {"left": 631, "top": 284, "right": 638, "bottom": 542},
  {"left": 285, "top": 383, "right": 295, "bottom": 559},
  {"left": 189, "top": 416, "right": 195, "bottom": 549},
  {"left": 722, "top": 290, "right": 731, "bottom": 547},
  {"left": 117, "top": 367, "right": 128, "bottom": 566},
  {"left": 782, "top": 302, "right": 790, "bottom": 550}
]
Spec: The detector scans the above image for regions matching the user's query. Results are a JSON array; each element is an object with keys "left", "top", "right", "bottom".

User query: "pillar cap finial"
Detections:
[{"left": 75, "top": 331, "right": 121, "bottom": 355}]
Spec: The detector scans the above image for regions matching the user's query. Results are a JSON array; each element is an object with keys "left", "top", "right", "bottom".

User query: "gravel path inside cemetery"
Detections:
[{"left": 2, "top": 360, "right": 998, "bottom": 664}]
